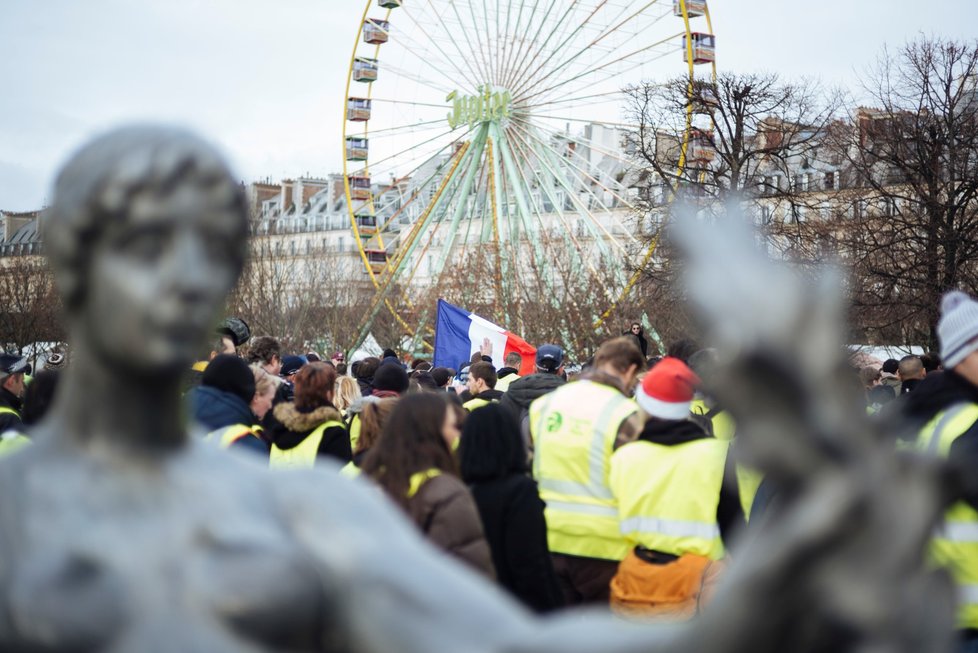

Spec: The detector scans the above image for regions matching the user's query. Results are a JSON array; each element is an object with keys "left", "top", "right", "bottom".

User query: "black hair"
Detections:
[{"left": 458, "top": 404, "right": 527, "bottom": 483}]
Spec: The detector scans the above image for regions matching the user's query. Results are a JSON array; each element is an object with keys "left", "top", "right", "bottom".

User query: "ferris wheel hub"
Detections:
[{"left": 446, "top": 85, "right": 513, "bottom": 130}]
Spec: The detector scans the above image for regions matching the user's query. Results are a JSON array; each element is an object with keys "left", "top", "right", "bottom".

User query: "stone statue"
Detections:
[{"left": 0, "top": 128, "right": 955, "bottom": 652}]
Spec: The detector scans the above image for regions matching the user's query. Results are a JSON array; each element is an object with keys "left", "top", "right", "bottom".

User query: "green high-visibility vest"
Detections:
[{"left": 918, "top": 402, "right": 978, "bottom": 629}]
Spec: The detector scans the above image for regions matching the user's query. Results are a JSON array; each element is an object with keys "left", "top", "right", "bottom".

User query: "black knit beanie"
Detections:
[
  {"left": 202, "top": 354, "right": 256, "bottom": 403},
  {"left": 372, "top": 363, "right": 409, "bottom": 394}
]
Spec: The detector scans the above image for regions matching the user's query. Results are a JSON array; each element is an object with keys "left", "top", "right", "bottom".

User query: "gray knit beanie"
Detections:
[{"left": 938, "top": 290, "right": 978, "bottom": 369}]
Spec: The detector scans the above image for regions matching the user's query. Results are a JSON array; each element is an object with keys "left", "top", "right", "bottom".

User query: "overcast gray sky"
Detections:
[{"left": 2, "top": 0, "right": 976, "bottom": 211}]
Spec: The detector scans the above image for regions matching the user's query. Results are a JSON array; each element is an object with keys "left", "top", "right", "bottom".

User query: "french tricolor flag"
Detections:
[{"left": 433, "top": 299, "right": 537, "bottom": 375}]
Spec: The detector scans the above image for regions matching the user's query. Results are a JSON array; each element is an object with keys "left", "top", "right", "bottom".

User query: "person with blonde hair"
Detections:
[{"left": 334, "top": 375, "right": 361, "bottom": 418}]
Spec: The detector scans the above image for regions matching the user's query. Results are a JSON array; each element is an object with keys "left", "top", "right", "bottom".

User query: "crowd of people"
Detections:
[{"left": 2, "top": 294, "right": 978, "bottom": 646}]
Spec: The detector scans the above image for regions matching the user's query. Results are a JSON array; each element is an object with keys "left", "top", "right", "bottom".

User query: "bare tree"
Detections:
[
  {"left": 0, "top": 256, "right": 65, "bottom": 354},
  {"left": 825, "top": 37, "right": 978, "bottom": 349},
  {"left": 624, "top": 72, "right": 841, "bottom": 344},
  {"left": 226, "top": 235, "right": 381, "bottom": 355},
  {"left": 626, "top": 72, "right": 841, "bottom": 201}
]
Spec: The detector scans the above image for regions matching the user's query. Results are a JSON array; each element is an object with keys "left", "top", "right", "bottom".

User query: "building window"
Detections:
[
  {"left": 760, "top": 205, "right": 773, "bottom": 225},
  {"left": 824, "top": 172, "right": 835, "bottom": 190}
]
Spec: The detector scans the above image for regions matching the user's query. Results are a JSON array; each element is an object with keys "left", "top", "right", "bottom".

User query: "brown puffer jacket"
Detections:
[{"left": 407, "top": 474, "right": 496, "bottom": 579}]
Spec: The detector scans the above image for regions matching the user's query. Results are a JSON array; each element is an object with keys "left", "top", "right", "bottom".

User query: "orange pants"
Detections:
[{"left": 609, "top": 549, "right": 724, "bottom": 620}]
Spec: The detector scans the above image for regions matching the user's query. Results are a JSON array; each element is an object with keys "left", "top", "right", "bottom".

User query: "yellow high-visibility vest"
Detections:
[
  {"left": 495, "top": 374, "right": 519, "bottom": 393},
  {"left": 463, "top": 395, "right": 499, "bottom": 412},
  {"left": 349, "top": 414, "right": 361, "bottom": 452},
  {"left": 690, "top": 399, "right": 761, "bottom": 519},
  {"left": 0, "top": 423, "right": 30, "bottom": 457},
  {"left": 530, "top": 380, "right": 636, "bottom": 561},
  {"left": 407, "top": 468, "right": 442, "bottom": 499},
  {"left": 918, "top": 402, "right": 978, "bottom": 629},
  {"left": 207, "top": 423, "right": 262, "bottom": 449},
  {"left": 610, "top": 438, "right": 728, "bottom": 561},
  {"left": 270, "top": 420, "right": 345, "bottom": 469}
]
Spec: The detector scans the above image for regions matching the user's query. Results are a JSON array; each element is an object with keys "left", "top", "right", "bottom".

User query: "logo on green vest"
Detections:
[{"left": 545, "top": 411, "right": 563, "bottom": 433}]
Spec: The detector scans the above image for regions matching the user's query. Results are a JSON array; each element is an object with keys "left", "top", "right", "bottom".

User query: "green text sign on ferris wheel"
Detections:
[{"left": 446, "top": 85, "right": 512, "bottom": 130}]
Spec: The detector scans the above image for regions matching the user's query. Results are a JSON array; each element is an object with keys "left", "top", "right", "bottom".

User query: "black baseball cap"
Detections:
[
  {"left": 0, "top": 354, "right": 28, "bottom": 377},
  {"left": 536, "top": 345, "right": 563, "bottom": 372}
]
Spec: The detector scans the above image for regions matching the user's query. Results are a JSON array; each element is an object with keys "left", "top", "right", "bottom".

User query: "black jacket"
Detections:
[
  {"left": 887, "top": 369, "right": 978, "bottom": 512},
  {"left": 499, "top": 373, "right": 566, "bottom": 451},
  {"left": 0, "top": 387, "right": 23, "bottom": 435},
  {"left": 496, "top": 367, "right": 519, "bottom": 380},
  {"left": 469, "top": 474, "right": 564, "bottom": 613},
  {"left": 623, "top": 330, "right": 649, "bottom": 358},
  {"left": 266, "top": 402, "right": 352, "bottom": 464},
  {"left": 634, "top": 418, "right": 746, "bottom": 548}
]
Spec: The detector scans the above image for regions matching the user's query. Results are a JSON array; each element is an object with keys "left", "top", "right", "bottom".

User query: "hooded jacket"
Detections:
[
  {"left": 188, "top": 385, "right": 268, "bottom": 455},
  {"left": 500, "top": 373, "right": 566, "bottom": 451},
  {"left": 883, "top": 369, "right": 978, "bottom": 512},
  {"left": 266, "top": 402, "right": 352, "bottom": 464}
]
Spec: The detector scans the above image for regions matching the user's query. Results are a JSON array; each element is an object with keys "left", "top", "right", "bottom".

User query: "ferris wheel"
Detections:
[{"left": 342, "top": 0, "right": 716, "bottom": 352}]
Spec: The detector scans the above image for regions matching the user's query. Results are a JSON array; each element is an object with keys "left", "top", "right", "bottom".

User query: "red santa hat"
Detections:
[{"left": 635, "top": 357, "right": 701, "bottom": 420}]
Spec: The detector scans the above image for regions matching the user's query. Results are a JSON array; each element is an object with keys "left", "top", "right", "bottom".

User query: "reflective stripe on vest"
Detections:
[
  {"left": 918, "top": 402, "right": 978, "bottom": 629},
  {"left": 530, "top": 380, "right": 636, "bottom": 560},
  {"left": 617, "top": 517, "right": 721, "bottom": 542},
  {"left": 207, "top": 424, "right": 259, "bottom": 449},
  {"left": 0, "top": 406, "right": 21, "bottom": 420},
  {"left": 270, "top": 420, "right": 345, "bottom": 469},
  {"left": 610, "top": 438, "right": 727, "bottom": 560}
]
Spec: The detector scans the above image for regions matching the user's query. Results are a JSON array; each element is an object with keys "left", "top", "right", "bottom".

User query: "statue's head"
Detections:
[{"left": 45, "top": 126, "right": 249, "bottom": 377}]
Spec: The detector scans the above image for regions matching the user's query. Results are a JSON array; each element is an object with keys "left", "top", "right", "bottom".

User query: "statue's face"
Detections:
[{"left": 83, "top": 181, "right": 243, "bottom": 376}]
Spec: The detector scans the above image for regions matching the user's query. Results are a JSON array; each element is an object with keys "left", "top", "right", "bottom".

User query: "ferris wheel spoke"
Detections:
[
  {"left": 500, "top": 0, "right": 580, "bottom": 91},
  {"left": 505, "top": 127, "right": 617, "bottom": 323},
  {"left": 505, "top": 128, "right": 610, "bottom": 281},
  {"left": 508, "top": 0, "right": 643, "bottom": 99},
  {"left": 508, "top": 121, "right": 631, "bottom": 262},
  {"left": 514, "top": 0, "right": 601, "bottom": 93},
  {"left": 399, "top": 7, "right": 485, "bottom": 90},
  {"left": 391, "top": 21, "right": 488, "bottom": 91},
  {"left": 496, "top": 0, "right": 531, "bottom": 89},
  {"left": 522, "top": 119, "right": 637, "bottom": 169},
  {"left": 485, "top": 138, "right": 512, "bottom": 320},
  {"left": 512, "top": 121, "right": 640, "bottom": 227},
  {"left": 364, "top": 120, "right": 454, "bottom": 140},
  {"left": 521, "top": 88, "right": 628, "bottom": 112},
  {"left": 362, "top": 127, "right": 465, "bottom": 178},
  {"left": 416, "top": 0, "right": 486, "bottom": 90},
  {"left": 520, "top": 36, "right": 680, "bottom": 104},
  {"left": 494, "top": 0, "right": 545, "bottom": 89},
  {"left": 458, "top": 0, "right": 495, "bottom": 85},
  {"left": 488, "top": 123, "right": 543, "bottom": 270},
  {"left": 382, "top": 61, "right": 457, "bottom": 95},
  {"left": 446, "top": 1, "right": 493, "bottom": 85},
  {"left": 370, "top": 97, "right": 451, "bottom": 109},
  {"left": 504, "top": 0, "right": 612, "bottom": 99}
]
